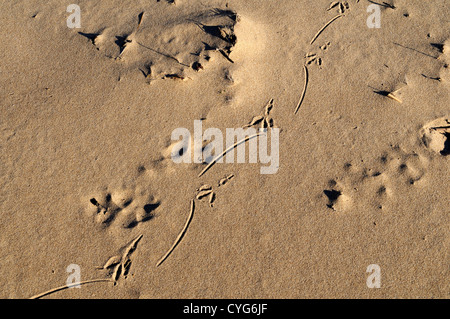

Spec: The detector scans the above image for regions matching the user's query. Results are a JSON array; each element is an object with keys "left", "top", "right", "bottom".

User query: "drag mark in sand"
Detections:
[
  {"left": 29, "top": 279, "right": 113, "bottom": 299},
  {"left": 310, "top": 14, "right": 344, "bottom": 45},
  {"left": 156, "top": 200, "right": 195, "bottom": 267},
  {"left": 198, "top": 132, "right": 265, "bottom": 177},
  {"left": 294, "top": 65, "right": 309, "bottom": 114}
]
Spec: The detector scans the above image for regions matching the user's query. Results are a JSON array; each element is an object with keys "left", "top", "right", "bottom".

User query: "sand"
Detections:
[{"left": 0, "top": 0, "right": 448, "bottom": 299}]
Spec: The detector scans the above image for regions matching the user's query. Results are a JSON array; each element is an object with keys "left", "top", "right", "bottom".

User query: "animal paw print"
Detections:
[
  {"left": 324, "top": 145, "right": 430, "bottom": 211},
  {"left": 421, "top": 117, "right": 449, "bottom": 156},
  {"left": 376, "top": 146, "right": 428, "bottom": 186},
  {"left": 86, "top": 188, "right": 160, "bottom": 229},
  {"left": 323, "top": 180, "right": 351, "bottom": 212}
]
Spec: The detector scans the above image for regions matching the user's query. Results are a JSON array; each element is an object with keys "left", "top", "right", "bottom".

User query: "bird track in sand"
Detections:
[{"left": 30, "top": 235, "right": 143, "bottom": 298}]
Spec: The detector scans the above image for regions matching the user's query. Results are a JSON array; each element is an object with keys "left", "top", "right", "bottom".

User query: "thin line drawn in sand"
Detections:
[
  {"left": 393, "top": 42, "right": 438, "bottom": 60},
  {"left": 29, "top": 279, "right": 113, "bottom": 299},
  {"left": 198, "top": 132, "right": 265, "bottom": 177},
  {"left": 156, "top": 200, "right": 195, "bottom": 267},
  {"left": 294, "top": 65, "right": 309, "bottom": 114},
  {"left": 368, "top": 0, "right": 395, "bottom": 9},
  {"left": 421, "top": 74, "right": 441, "bottom": 82},
  {"left": 430, "top": 125, "right": 450, "bottom": 132},
  {"left": 218, "top": 48, "right": 235, "bottom": 63},
  {"left": 136, "top": 41, "right": 190, "bottom": 67},
  {"left": 310, "top": 14, "right": 344, "bottom": 45}
]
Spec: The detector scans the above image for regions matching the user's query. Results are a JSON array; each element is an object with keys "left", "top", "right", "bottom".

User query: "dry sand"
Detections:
[{"left": 0, "top": 0, "right": 448, "bottom": 299}]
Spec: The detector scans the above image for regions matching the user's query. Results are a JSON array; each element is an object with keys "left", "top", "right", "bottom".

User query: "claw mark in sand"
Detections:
[
  {"left": 156, "top": 200, "right": 195, "bottom": 267},
  {"left": 310, "top": 14, "right": 344, "bottom": 45},
  {"left": 294, "top": 65, "right": 309, "bottom": 114}
]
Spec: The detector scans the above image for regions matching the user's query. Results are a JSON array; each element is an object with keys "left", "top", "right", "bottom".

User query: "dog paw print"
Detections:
[
  {"left": 86, "top": 188, "right": 160, "bottom": 229},
  {"left": 325, "top": 143, "right": 431, "bottom": 212},
  {"left": 323, "top": 179, "right": 351, "bottom": 211},
  {"left": 381, "top": 145, "right": 428, "bottom": 186}
]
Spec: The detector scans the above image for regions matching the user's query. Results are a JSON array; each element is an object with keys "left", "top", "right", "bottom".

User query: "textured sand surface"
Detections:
[{"left": 0, "top": 0, "right": 449, "bottom": 298}]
